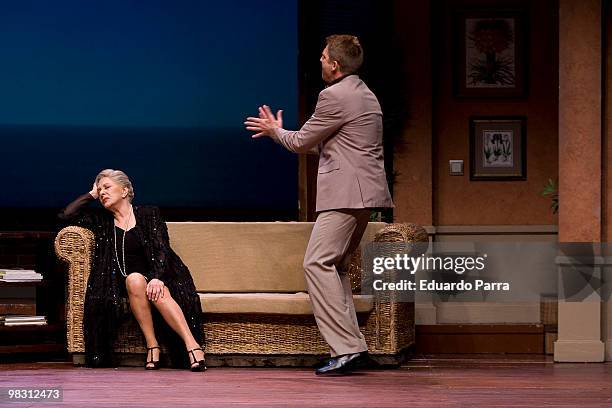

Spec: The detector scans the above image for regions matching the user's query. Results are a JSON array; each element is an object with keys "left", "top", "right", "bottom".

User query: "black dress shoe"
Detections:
[
  {"left": 313, "top": 356, "right": 332, "bottom": 369},
  {"left": 315, "top": 351, "right": 368, "bottom": 375}
]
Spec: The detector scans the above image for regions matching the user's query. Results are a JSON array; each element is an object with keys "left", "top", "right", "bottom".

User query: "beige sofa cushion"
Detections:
[
  {"left": 167, "top": 222, "right": 386, "bottom": 293},
  {"left": 200, "top": 292, "right": 374, "bottom": 315}
]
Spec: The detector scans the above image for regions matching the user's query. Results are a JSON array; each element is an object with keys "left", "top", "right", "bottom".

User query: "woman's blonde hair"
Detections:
[{"left": 95, "top": 169, "right": 135, "bottom": 202}]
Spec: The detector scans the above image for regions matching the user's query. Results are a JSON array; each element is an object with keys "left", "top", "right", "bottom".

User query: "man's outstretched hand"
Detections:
[{"left": 245, "top": 105, "right": 283, "bottom": 139}]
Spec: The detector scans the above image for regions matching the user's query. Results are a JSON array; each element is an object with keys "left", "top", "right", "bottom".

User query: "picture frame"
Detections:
[
  {"left": 453, "top": 8, "right": 528, "bottom": 98},
  {"left": 469, "top": 117, "right": 526, "bottom": 180}
]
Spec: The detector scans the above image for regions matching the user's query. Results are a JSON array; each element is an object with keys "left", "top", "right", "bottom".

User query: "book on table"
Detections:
[
  {"left": 0, "top": 269, "right": 43, "bottom": 282},
  {"left": 2, "top": 314, "right": 47, "bottom": 326}
]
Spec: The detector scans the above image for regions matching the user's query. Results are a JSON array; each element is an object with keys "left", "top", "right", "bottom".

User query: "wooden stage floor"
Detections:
[{"left": 1, "top": 355, "right": 612, "bottom": 407}]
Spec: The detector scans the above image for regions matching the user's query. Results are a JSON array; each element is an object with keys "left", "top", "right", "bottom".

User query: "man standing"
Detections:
[{"left": 245, "top": 34, "right": 393, "bottom": 375}]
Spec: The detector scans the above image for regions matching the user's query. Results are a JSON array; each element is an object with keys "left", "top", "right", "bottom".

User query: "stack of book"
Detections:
[
  {"left": 0, "top": 269, "right": 43, "bottom": 327},
  {"left": 0, "top": 269, "right": 43, "bottom": 282},
  {"left": 1, "top": 315, "right": 47, "bottom": 326}
]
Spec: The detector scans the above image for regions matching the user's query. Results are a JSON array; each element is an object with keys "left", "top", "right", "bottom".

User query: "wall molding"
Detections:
[{"left": 423, "top": 225, "right": 558, "bottom": 235}]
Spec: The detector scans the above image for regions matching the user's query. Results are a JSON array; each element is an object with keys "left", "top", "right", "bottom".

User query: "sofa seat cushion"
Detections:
[{"left": 199, "top": 292, "right": 374, "bottom": 315}]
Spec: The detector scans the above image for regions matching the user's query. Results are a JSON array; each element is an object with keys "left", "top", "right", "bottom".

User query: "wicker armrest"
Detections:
[
  {"left": 374, "top": 223, "right": 429, "bottom": 246},
  {"left": 370, "top": 223, "right": 428, "bottom": 302},
  {"left": 54, "top": 226, "right": 95, "bottom": 353},
  {"left": 349, "top": 223, "right": 429, "bottom": 291},
  {"left": 367, "top": 223, "right": 428, "bottom": 352}
]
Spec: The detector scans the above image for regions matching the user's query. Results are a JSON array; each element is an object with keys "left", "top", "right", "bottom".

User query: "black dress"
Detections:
[
  {"left": 58, "top": 193, "right": 204, "bottom": 368},
  {"left": 114, "top": 225, "right": 150, "bottom": 273}
]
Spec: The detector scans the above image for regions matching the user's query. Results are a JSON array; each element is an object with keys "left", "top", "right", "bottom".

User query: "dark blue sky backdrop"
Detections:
[
  {"left": 0, "top": 0, "right": 297, "bottom": 127},
  {"left": 0, "top": 0, "right": 299, "bottom": 209}
]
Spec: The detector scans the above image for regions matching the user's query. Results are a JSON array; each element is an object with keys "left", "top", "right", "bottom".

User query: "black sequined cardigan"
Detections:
[{"left": 59, "top": 194, "right": 204, "bottom": 367}]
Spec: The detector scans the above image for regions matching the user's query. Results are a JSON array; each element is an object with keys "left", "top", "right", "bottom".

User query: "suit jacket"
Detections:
[{"left": 273, "top": 74, "right": 394, "bottom": 212}]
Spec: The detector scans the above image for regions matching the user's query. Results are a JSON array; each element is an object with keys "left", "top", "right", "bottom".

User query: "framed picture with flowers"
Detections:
[
  {"left": 469, "top": 117, "right": 526, "bottom": 180},
  {"left": 453, "top": 9, "right": 528, "bottom": 98}
]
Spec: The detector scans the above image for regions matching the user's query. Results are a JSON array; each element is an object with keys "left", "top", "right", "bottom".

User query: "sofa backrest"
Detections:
[{"left": 166, "top": 222, "right": 386, "bottom": 293}]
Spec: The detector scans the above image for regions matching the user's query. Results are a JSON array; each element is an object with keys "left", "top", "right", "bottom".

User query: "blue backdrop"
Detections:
[{"left": 0, "top": 0, "right": 298, "bottom": 209}]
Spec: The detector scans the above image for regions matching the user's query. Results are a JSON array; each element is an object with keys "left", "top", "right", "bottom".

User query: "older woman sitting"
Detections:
[{"left": 59, "top": 169, "right": 206, "bottom": 371}]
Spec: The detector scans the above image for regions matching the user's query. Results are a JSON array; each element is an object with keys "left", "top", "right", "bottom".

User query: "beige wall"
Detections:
[
  {"left": 603, "top": 0, "right": 612, "bottom": 361},
  {"left": 554, "top": 0, "right": 604, "bottom": 362},
  {"left": 390, "top": 0, "right": 612, "bottom": 360},
  {"left": 393, "top": 0, "right": 559, "bottom": 226},
  {"left": 416, "top": 225, "right": 557, "bottom": 324},
  {"left": 392, "top": 0, "right": 433, "bottom": 226},
  {"left": 391, "top": 0, "right": 560, "bottom": 326}
]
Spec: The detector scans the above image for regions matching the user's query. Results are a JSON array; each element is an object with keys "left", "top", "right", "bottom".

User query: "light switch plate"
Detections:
[{"left": 449, "top": 160, "right": 464, "bottom": 176}]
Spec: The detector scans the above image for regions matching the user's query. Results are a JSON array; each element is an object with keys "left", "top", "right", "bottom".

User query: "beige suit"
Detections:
[
  {"left": 273, "top": 74, "right": 393, "bottom": 356},
  {"left": 273, "top": 75, "right": 393, "bottom": 212}
]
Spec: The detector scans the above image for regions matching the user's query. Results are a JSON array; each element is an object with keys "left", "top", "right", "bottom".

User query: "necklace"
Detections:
[{"left": 113, "top": 206, "right": 133, "bottom": 278}]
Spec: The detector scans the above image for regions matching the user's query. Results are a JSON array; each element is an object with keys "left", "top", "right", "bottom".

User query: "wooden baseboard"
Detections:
[
  {"left": 545, "top": 332, "right": 558, "bottom": 355},
  {"left": 416, "top": 324, "right": 545, "bottom": 354}
]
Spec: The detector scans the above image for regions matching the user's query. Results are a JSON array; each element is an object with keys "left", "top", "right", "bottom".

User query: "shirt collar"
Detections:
[{"left": 326, "top": 73, "right": 355, "bottom": 87}]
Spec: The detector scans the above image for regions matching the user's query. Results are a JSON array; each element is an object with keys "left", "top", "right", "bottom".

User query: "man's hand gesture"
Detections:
[{"left": 244, "top": 105, "right": 283, "bottom": 139}]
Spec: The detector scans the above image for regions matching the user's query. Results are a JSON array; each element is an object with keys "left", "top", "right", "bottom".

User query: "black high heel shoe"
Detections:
[
  {"left": 187, "top": 347, "right": 207, "bottom": 372},
  {"left": 145, "top": 346, "right": 161, "bottom": 370}
]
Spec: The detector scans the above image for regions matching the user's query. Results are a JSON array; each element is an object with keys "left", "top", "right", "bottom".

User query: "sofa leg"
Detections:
[
  {"left": 369, "top": 345, "right": 414, "bottom": 368},
  {"left": 72, "top": 353, "right": 86, "bottom": 366}
]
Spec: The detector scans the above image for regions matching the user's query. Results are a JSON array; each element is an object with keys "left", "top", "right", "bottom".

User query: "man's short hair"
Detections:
[{"left": 325, "top": 34, "right": 363, "bottom": 75}]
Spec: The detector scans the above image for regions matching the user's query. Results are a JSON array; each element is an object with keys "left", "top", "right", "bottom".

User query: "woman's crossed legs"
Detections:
[{"left": 125, "top": 272, "right": 205, "bottom": 369}]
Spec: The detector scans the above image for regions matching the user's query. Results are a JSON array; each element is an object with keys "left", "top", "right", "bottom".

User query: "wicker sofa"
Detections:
[{"left": 55, "top": 221, "right": 426, "bottom": 366}]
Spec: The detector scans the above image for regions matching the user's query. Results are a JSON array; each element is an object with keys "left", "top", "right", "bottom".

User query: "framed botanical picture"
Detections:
[
  {"left": 453, "top": 9, "right": 528, "bottom": 98},
  {"left": 470, "top": 117, "right": 526, "bottom": 180}
]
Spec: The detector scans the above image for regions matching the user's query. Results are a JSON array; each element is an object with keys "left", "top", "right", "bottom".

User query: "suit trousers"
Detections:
[{"left": 303, "top": 208, "right": 371, "bottom": 357}]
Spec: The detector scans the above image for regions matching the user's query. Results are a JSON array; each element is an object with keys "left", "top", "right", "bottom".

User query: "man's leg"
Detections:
[
  {"left": 339, "top": 212, "right": 370, "bottom": 340},
  {"left": 303, "top": 208, "right": 371, "bottom": 357}
]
